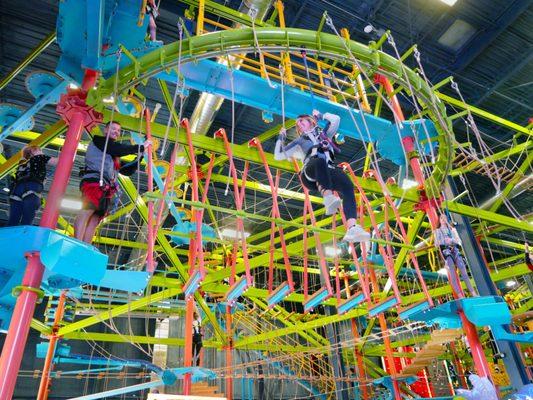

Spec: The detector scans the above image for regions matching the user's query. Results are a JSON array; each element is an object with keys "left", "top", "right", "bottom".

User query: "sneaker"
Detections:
[
  {"left": 342, "top": 224, "right": 371, "bottom": 243},
  {"left": 323, "top": 193, "right": 342, "bottom": 215}
]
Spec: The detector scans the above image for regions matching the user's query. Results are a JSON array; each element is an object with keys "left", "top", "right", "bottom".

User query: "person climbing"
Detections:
[
  {"left": 274, "top": 110, "right": 370, "bottom": 243},
  {"left": 192, "top": 310, "right": 203, "bottom": 366},
  {"left": 7, "top": 145, "right": 58, "bottom": 226},
  {"left": 434, "top": 213, "right": 477, "bottom": 297},
  {"left": 74, "top": 121, "right": 149, "bottom": 243},
  {"left": 146, "top": 0, "right": 160, "bottom": 42}
]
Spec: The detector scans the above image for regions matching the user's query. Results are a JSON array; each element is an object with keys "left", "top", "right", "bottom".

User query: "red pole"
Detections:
[
  {"left": 0, "top": 70, "right": 101, "bottom": 399},
  {"left": 376, "top": 74, "right": 492, "bottom": 379}
]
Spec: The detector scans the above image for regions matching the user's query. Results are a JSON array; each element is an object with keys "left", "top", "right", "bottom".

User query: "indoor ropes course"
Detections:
[{"left": 0, "top": 0, "right": 531, "bottom": 399}]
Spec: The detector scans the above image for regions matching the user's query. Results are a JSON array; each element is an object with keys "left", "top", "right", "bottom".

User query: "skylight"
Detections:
[{"left": 438, "top": 19, "right": 476, "bottom": 51}]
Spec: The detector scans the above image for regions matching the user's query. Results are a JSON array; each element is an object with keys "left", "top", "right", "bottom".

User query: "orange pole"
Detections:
[
  {"left": 345, "top": 277, "right": 369, "bottom": 400},
  {"left": 37, "top": 291, "right": 67, "bottom": 400},
  {"left": 225, "top": 305, "right": 233, "bottom": 400}
]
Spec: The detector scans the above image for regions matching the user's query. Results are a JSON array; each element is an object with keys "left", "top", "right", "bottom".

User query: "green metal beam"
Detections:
[
  {"left": 444, "top": 200, "right": 533, "bottom": 233},
  {"left": 0, "top": 121, "right": 66, "bottom": 180},
  {"left": 57, "top": 288, "right": 182, "bottom": 336},
  {"left": 118, "top": 175, "right": 227, "bottom": 342},
  {"left": 107, "top": 111, "right": 418, "bottom": 202},
  {"left": 488, "top": 151, "right": 533, "bottom": 213},
  {"left": 252, "top": 298, "right": 330, "bottom": 348},
  {"left": 436, "top": 91, "right": 531, "bottom": 136},
  {"left": 0, "top": 31, "right": 56, "bottom": 91},
  {"left": 234, "top": 307, "right": 367, "bottom": 348},
  {"left": 449, "top": 140, "right": 532, "bottom": 177}
]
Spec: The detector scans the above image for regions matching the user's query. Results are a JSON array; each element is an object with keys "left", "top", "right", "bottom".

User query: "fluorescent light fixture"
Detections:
[
  {"left": 61, "top": 198, "right": 83, "bottom": 210},
  {"left": 438, "top": 19, "right": 476, "bottom": 50},
  {"left": 401, "top": 179, "right": 418, "bottom": 189},
  {"left": 2, "top": 187, "right": 9, "bottom": 193},
  {"left": 324, "top": 246, "right": 342, "bottom": 258},
  {"left": 220, "top": 228, "right": 250, "bottom": 240},
  {"left": 103, "top": 95, "right": 115, "bottom": 104},
  {"left": 439, "top": 0, "right": 458, "bottom": 5},
  {"left": 437, "top": 268, "right": 448, "bottom": 276},
  {"left": 505, "top": 280, "right": 517, "bottom": 288},
  {"left": 68, "top": 83, "right": 79, "bottom": 89}
]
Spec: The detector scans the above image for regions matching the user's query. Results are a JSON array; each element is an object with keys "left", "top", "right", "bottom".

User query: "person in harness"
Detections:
[
  {"left": 74, "top": 121, "right": 149, "bottom": 243},
  {"left": 192, "top": 310, "right": 203, "bottom": 366},
  {"left": 434, "top": 213, "right": 477, "bottom": 297},
  {"left": 7, "top": 145, "right": 58, "bottom": 226},
  {"left": 274, "top": 110, "right": 370, "bottom": 243}
]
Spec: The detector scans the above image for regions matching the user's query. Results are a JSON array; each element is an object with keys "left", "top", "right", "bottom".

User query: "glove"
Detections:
[
  {"left": 143, "top": 139, "right": 152, "bottom": 151},
  {"left": 278, "top": 128, "right": 287, "bottom": 142}
]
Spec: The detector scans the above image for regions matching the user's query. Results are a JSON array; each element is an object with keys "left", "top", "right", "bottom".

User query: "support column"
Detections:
[
  {"left": 375, "top": 73, "right": 492, "bottom": 381},
  {"left": 0, "top": 70, "right": 101, "bottom": 399},
  {"left": 445, "top": 178, "right": 530, "bottom": 390}
]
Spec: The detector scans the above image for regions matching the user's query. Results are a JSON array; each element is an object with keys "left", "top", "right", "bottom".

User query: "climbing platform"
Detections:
[{"left": 397, "top": 328, "right": 463, "bottom": 378}]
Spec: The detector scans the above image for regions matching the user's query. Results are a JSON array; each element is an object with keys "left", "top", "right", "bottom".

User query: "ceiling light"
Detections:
[
  {"left": 2, "top": 187, "right": 10, "bottom": 193},
  {"left": 103, "top": 96, "right": 115, "bottom": 104},
  {"left": 505, "top": 280, "right": 517, "bottom": 288},
  {"left": 61, "top": 198, "right": 83, "bottom": 210},
  {"left": 401, "top": 179, "right": 418, "bottom": 189},
  {"left": 437, "top": 268, "right": 448, "bottom": 276},
  {"left": 363, "top": 24, "right": 374, "bottom": 34},
  {"left": 324, "top": 246, "right": 342, "bottom": 258},
  {"left": 439, "top": 0, "right": 458, "bottom": 5},
  {"left": 220, "top": 228, "right": 250, "bottom": 240},
  {"left": 438, "top": 19, "right": 476, "bottom": 51}
]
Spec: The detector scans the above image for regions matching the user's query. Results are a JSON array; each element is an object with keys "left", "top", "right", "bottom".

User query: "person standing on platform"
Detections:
[
  {"left": 7, "top": 145, "right": 58, "bottom": 226},
  {"left": 74, "top": 121, "right": 149, "bottom": 243}
]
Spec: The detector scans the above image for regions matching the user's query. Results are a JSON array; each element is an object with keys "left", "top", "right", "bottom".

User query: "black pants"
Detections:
[
  {"left": 300, "top": 157, "right": 357, "bottom": 220},
  {"left": 7, "top": 181, "right": 43, "bottom": 226},
  {"left": 192, "top": 337, "right": 202, "bottom": 366}
]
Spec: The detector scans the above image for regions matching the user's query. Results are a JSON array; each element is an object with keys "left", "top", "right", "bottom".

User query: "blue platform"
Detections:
[
  {"left": 0, "top": 226, "right": 150, "bottom": 331},
  {"left": 158, "top": 60, "right": 439, "bottom": 166},
  {"left": 56, "top": 0, "right": 162, "bottom": 82},
  {"left": 405, "top": 296, "right": 532, "bottom": 344}
]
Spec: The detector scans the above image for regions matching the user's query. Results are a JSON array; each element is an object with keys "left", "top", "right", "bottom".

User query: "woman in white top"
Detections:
[{"left": 274, "top": 110, "right": 370, "bottom": 243}]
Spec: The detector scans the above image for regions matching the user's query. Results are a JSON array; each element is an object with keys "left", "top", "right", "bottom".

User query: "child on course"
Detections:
[
  {"left": 274, "top": 109, "right": 370, "bottom": 243},
  {"left": 7, "top": 146, "right": 58, "bottom": 226},
  {"left": 74, "top": 121, "right": 150, "bottom": 243}
]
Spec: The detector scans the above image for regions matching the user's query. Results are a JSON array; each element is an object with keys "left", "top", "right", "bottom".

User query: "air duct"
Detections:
[{"left": 189, "top": 0, "right": 273, "bottom": 136}]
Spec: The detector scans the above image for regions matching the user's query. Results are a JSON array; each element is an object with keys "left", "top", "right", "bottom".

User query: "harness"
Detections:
[
  {"left": 10, "top": 159, "right": 44, "bottom": 202},
  {"left": 302, "top": 127, "right": 338, "bottom": 182}
]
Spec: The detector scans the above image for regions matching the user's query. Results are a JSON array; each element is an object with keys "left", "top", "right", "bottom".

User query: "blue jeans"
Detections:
[{"left": 7, "top": 181, "right": 43, "bottom": 226}]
